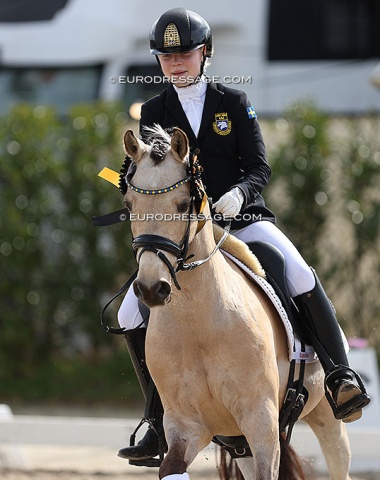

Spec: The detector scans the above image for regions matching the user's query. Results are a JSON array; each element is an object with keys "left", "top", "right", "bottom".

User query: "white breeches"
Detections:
[
  {"left": 233, "top": 221, "right": 315, "bottom": 297},
  {"left": 118, "top": 284, "right": 146, "bottom": 330},
  {"left": 118, "top": 220, "right": 316, "bottom": 330},
  {"left": 161, "top": 474, "right": 190, "bottom": 480}
]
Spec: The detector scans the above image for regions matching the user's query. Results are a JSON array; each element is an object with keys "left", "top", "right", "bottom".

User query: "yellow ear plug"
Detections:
[{"left": 98, "top": 167, "right": 120, "bottom": 187}]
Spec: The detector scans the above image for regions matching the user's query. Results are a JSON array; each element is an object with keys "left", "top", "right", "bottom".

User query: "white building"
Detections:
[{"left": 0, "top": 0, "right": 379, "bottom": 115}]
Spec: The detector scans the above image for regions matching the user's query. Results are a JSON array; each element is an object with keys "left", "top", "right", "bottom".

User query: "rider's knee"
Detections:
[
  {"left": 290, "top": 265, "right": 316, "bottom": 297},
  {"left": 118, "top": 288, "right": 143, "bottom": 329}
]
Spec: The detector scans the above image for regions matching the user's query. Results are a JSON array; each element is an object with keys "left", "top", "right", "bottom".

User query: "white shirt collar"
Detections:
[{"left": 173, "top": 79, "right": 207, "bottom": 102}]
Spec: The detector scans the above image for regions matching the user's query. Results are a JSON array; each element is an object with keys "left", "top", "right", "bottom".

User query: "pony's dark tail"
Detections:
[
  {"left": 279, "top": 432, "right": 306, "bottom": 480},
  {"left": 217, "top": 434, "right": 306, "bottom": 480},
  {"left": 217, "top": 448, "right": 244, "bottom": 480}
]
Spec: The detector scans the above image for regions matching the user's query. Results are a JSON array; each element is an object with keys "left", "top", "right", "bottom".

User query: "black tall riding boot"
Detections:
[
  {"left": 293, "top": 269, "right": 370, "bottom": 423},
  {"left": 117, "top": 328, "right": 166, "bottom": 466}
]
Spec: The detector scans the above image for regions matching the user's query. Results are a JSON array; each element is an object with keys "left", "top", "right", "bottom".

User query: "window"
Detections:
[
  {"left": 0, "top": 67, "right": 101, "bottom": 113},
  {"left": 268, "top": 0, "right": 380, "bottom": 60},
  {"left": 122, "top": 63, "right": 164, "bottom": 107},
  {"left": 0, "top": 0, "right": 69, "bottom": 22}
]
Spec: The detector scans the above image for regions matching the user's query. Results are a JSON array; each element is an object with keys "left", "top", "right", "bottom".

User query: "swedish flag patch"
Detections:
[{"left": 246, "top": 106, "right": 257, "bottom": 119}]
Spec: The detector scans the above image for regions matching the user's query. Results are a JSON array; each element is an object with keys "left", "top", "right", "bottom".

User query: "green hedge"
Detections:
[
  {"left": 0, "top": 103, "right": 138, "bottom": 405},
  {"left": 264, "top": 101, "right": 380, "bottom": 345},
  {"left": 1, "top": 101, "right": 379, "bottom": 407}
]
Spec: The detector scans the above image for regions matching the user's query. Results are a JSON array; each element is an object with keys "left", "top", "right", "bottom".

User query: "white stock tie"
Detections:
[{"left": 175, "top": 82, "right": 207, "bottom": 137}]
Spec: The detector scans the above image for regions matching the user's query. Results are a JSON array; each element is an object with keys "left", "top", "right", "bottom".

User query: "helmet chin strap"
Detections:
[
  {"left": 199, "top": 47, "right": 207, "bottom": 76},
  {"left": 192, "top": 46, "right": 208, "bottom": 83}
]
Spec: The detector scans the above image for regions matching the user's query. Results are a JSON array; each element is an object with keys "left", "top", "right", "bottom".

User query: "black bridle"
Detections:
[
  {"left": 93, "top": 153, "right": 231, "bottom": 291},
  {"left": 93, "top": 152, "right": 230, "bottom": 334},
  {"left": 127, "top": 158, "right": 230, "bottom": 290},
  {"left": 130, "top": 183, "right": 195, "bottom": 291}
]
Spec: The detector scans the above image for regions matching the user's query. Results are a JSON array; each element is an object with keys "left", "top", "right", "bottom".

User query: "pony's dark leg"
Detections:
[
  {"left": 293, "top": 268, "right": 370, "bottom": 423},
  {"left": 159, "top": 415, "right": 212, "bottom": 480},
  {"left": 159, "top": 442, "right": 188, "bottom": 479}
]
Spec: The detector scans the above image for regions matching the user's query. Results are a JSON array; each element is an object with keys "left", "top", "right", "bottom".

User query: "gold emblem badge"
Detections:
[
  {"left": 213, "top": 113, "right": 232, "bottom": 135},
  {"left": 163, "top": 23, "right": 181, "bottom": 47}
]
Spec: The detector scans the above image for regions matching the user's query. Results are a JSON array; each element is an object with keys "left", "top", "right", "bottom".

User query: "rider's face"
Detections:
[{"left": 158, "top": 48, "right": 203, "bottom": 87}]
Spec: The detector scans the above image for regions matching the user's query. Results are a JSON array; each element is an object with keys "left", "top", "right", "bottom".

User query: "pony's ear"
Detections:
[
  {"left": 171, "top": 128, "right": 189, "bottom": 163},
  {"left": 123, "top": 130, "right": 146, "bottom": 162}
]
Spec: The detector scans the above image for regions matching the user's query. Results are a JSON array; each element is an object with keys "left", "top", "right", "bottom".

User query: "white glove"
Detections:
[{"left": 213, "top": 187, "right": 244, "bottom": 218}]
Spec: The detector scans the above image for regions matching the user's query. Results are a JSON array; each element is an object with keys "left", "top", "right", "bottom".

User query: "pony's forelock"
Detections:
[
  {"left": 142, "top": 124, "right": 190, "bottom": 166},
  {"left": 142, "top": 124, "right": 172, "bottom": 146},
  {"left": 142, "top": 125, "right": 170, "bottom": 165}
]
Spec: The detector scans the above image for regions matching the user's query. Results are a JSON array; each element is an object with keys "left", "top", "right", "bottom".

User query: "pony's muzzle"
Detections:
[{"left": 133, "top": 278, "right": 172, "bottom": 307}]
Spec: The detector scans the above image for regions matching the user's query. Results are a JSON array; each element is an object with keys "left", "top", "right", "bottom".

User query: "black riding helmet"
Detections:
[{"left": 149, "top": 7, "right": 213, "bottom": 58}]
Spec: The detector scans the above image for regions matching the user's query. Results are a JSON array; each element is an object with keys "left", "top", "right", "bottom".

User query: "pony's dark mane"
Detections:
[{"left": 142, "top": 124, "right": 172, "bottom": 166}]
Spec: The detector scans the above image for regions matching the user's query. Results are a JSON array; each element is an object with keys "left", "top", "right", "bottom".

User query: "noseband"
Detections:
[{"left": 128, "top": 171, "right": 202, "bottom": 291}]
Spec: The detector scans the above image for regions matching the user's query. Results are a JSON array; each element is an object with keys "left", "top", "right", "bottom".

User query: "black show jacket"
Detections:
[{"left": 139, "top": 81, "right": 275, "bottom": 229}]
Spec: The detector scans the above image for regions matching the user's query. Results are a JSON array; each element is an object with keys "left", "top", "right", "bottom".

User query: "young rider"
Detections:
[{"left": 117, "top": 7, "right": 370, "bottom": 463}]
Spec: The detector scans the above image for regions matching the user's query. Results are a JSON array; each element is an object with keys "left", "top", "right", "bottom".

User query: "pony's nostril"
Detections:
[
  {"left": 156, "top": 280, "right": 171, "bottom": 300},
  {"left": 133, "top": 279, "right": 171, "bottom": 306},
  {"left": 133, "top": 280, "right": 142, "bottom": 299}
]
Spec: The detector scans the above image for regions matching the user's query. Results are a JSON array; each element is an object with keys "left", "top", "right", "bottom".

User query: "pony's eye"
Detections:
[
  {"left": 123, "top": 200, "right": 132, "bottom": 212},
  {"left": 177, "top": 200, "right": 190, "bottom": 213}
]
